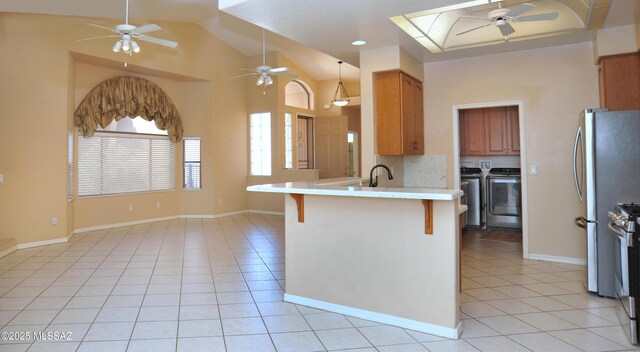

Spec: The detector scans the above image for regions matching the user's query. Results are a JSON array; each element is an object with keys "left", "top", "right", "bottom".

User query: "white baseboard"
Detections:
[
  {"left": 284, "top": 293, "right": 462, "bottom": 339},
  {"left": 249, "top": 210, "right": 285, "bottom": 216},
  {"left": 527, "top": 253, "right": 586, "bottom": 265},
  {"left": 9, "top": 210, "right": 282, "bottom": 253},
  {"left": 0, "top": 246, "right": 17, "bottom": 258},
  {"left": 73, "top": 211, "right": 262, "bottom": 234},
  {"left": 212, "top": 210, "right": 250, "bottom": 218},
  {"left": 16, "top": 237, "right": 69, "bottom": 250},
  {"left": 180, "top": 214, "right": 215, "bottom": 219},
  {"left": 73, "top": 216, "right": 180, "bottom": 234}
]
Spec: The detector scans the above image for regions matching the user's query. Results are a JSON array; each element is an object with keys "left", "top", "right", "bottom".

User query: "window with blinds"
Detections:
[
  {"left": 67, "top": 130, "right": 73, "bottom": 200},
  {"left": 250, "top": 113, "right": 272, "bottom": 176},
  {"left": 77, "top": 132, "right": 175, "bottom": 196},
  {"left": 183, "top": 138, "right": 201, "bottom": 189}
]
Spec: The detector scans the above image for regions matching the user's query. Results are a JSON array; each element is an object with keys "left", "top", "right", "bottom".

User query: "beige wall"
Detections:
[
  {"left": 424, "top": 42, "right": 599, "bottom": 261},
  {"left": 0, "top": 13, "right": 249, "bottom": 243},
  {"left": 0, "top": 13, "right": 71, "bottom": 244}
]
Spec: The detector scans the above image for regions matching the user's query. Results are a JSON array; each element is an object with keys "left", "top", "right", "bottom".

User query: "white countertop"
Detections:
[{"left": 247, "top": 177, "right": 463, "bottom": 201}]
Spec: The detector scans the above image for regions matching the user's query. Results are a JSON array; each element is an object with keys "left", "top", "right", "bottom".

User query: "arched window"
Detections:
[{"left": 285, "top": 80, "right": 314, "bottom": 110}]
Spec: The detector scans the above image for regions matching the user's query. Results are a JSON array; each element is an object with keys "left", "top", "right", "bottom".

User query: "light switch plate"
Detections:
[
  {"left": 529, "top": 164, "right": 538, "bottom": 175},
  {"left": 0, "top": 174, "right": 3, "bottom": 184}
]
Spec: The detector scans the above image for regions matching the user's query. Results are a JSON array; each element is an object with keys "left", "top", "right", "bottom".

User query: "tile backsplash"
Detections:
[
  {"left": 375, "top": 154, "right": 447, "bottom": 189},
  {"left": 404, "top": 155, "right": 447, "bottom": 188}
]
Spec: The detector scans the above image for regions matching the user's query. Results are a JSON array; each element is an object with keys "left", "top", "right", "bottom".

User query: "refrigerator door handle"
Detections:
[
  {"left": 573, "top": 126, "right": 583, "bottom": 202},
  {"left": 574, "top": 216, "right": 587, "bottom": 229}
]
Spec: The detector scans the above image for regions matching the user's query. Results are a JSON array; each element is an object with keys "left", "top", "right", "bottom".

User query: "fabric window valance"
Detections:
[{"left": 74, "top": 76, "right": 184, "bottom": 142}]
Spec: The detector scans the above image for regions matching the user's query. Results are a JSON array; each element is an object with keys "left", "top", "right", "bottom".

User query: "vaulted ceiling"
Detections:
[{"left": 2, "top": 0, "right": 639, "bottom": 81}]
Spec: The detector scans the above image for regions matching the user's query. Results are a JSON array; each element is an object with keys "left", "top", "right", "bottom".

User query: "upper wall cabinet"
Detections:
[
  {"left": 374, "top": 70, "right": 424, "bottom": 155},
  {"left": 599, "top": 52, "right": 640, "bottom": 111},
  {"left": 459, "top": 106, "right": 519, "bottom": 156}
]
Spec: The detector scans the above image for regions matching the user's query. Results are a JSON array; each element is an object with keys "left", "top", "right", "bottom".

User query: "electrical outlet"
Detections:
[
  {"left": 156, "top": 201, "right": 160, "bottom": 208},
  {"left": 218, "top": 199, "right": 223, "bottom": 205},
  {"left": 128, "top": 204, "right": 133, "bottom": 212},
  {"left": 51, "top": 217, "right": 58, "bottom": 226},
  {"left": 0, "top": 174, "right": 3, "bottom": 184}
]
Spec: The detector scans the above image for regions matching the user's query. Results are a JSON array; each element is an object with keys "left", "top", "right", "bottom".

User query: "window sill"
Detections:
[{"left": 182, "top": 188, "right": 202, "bottom": 192}]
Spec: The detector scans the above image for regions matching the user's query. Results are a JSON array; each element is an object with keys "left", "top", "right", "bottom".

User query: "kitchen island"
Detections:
[{"left": 247, "top": 178, "right": 463, "bottom": 338}]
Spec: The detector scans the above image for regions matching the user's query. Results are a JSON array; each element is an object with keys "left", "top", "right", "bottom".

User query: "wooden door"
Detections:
[
  {"left": 401, "top": 75, "right": 416, "bottom": 154},
  {"left": 600, "top": 53, "right": 640, "bottom": 111},
  {"left": 411, "top": 77, "right": 424, "bottom": 154},
  {"left": 465, "top": 108, "right": 487, "bottom": 155},
  {"left": 375, "top": 71, "right": 402, "bottom": 155},
  {"left": 485, "top": 107, "right": 508, "bottom": 155},
  {"left": 316, "top": 116, "right": 349, "bottom": 178},
  {"left": 402, "top": 74, "right": 424, "bottom": 154},
  {"left": 459, "top": 110, "right": 469, "bottom": 154},
  {"left": 506, "top": 106, "right": 520, "bottom": 155}
]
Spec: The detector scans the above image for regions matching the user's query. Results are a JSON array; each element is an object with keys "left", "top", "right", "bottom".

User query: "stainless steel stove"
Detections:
[{"left": 608, "top": 203, "right": 640, "bottom": 345}]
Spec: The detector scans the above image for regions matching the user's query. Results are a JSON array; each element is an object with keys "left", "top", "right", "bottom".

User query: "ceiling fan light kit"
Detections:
[
  {"left": 231, "top": 29, "right": 299, "bottom": 88},
  {"left": 80, "top": 0, "right": 178, "bottom": 56},
  {"left": 331, "top": 61, "right": 350, "bottom": 107}
]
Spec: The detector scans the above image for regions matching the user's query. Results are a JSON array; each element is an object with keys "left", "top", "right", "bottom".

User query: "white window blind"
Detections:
[
  {"left": 67, "top": 130, "right": 73, "bottom": 200},
  {"left": 284, "top": 113, "right": 293, "bottom": 169},
  {"left": 78, "top": 132, "right": 175, "bottom": 196},
  {"left": 250, "top": 113, "right": 272, "bottom": 176},
  {"left": 184, "top": 138, "right": 201, "bottom": 189}
]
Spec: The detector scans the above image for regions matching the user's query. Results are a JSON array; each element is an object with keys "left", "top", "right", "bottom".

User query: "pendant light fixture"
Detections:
[{"left": 331, "top": 61, "right": 350, "bottom": 107}]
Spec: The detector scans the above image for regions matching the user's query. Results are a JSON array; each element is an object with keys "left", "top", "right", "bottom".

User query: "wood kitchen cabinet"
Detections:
[
  {"left": 599, "top": 52, "right": 640, "bottom": 111},
  {"left": 374, "top": 70, "right": 424, "bottom": 155},
  {"left": 459, "top": 108, "right": 487, "bottom": 156},
  {"left": 459, "top": 106, "right": 519, "bottom": 156}
]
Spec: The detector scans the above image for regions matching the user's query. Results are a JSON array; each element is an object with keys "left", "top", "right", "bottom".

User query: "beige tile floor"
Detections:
[{"left": 0, "top": 214, "right": 638, "bottom": 351}]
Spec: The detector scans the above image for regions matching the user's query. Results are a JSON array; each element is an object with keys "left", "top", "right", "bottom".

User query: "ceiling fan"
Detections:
[
  {"left": 456, "top": 2, "right": 559, "bottom": 39},
  {"left": 232, "top": 29, "right": 298, "bottom": 86},
  {"left": 78, "top": 0, "right": 178, "bottom": 55}
]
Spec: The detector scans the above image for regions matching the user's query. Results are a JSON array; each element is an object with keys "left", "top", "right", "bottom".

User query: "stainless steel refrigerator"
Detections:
[{"left": 574, "top": 108, "right": 640, "bottom": 298}]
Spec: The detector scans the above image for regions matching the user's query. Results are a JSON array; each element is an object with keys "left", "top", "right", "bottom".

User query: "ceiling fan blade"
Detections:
[
  {"left": 514, "top": 12, "right": 559, "bottom": 22},
  {"left": 83, "top": 22, "right": 120, "bottom": 34},
  {"left": 458, "top": 16, "right": 492, "bottom": 22},
  {"left": 456, "top": 23, "right": 493, "bottom": 36},
  {"left": 131, "top": 24, "right": 161, "bottom": 35},
  {"left": 505, "top": 3, "right": 535, "bottom": 18},
  {"left": 271, "top": 72, "right": 299, "bottom": 79},
  {"left": 230, "top": 73, "right": 260, "bottom": 79},
  {"left": 137, "top": 35, "right": 179, "bottom": 48},
  {"left": 269, "top": 67, "right": 289, "bottom": 73},
  {"left": 76, "top": 35, "right": 120, "bottom": 42},
  {"left": 499, "top": 22, "right": 516, "bottom": 36}
]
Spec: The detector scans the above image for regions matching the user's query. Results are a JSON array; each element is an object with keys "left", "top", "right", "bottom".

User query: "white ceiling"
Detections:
[{"left": 2, "top": 0, "right": 639, "bottom": 81}]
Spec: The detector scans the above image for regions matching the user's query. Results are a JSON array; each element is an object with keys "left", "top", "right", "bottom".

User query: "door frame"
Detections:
[
  {"left": 296, "top": 113, "right": 315, "bottom": 170},
  {"left": 452, "top": 100, "right": 530, "bottom": 259}
]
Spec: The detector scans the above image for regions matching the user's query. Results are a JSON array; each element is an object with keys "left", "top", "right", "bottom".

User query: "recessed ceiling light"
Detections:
[{"left": 351, "top": 40, "right": 367, "bottom": 46}]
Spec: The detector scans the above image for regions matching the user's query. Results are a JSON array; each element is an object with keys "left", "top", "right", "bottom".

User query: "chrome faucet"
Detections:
[{"left": 369, "top": 164, "right": 393, "bottom": 187}]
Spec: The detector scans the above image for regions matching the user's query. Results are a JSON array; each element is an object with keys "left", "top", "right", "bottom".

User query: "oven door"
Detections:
[{"left": 609, "top": 221, "right": 638, "bottom": 344}]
